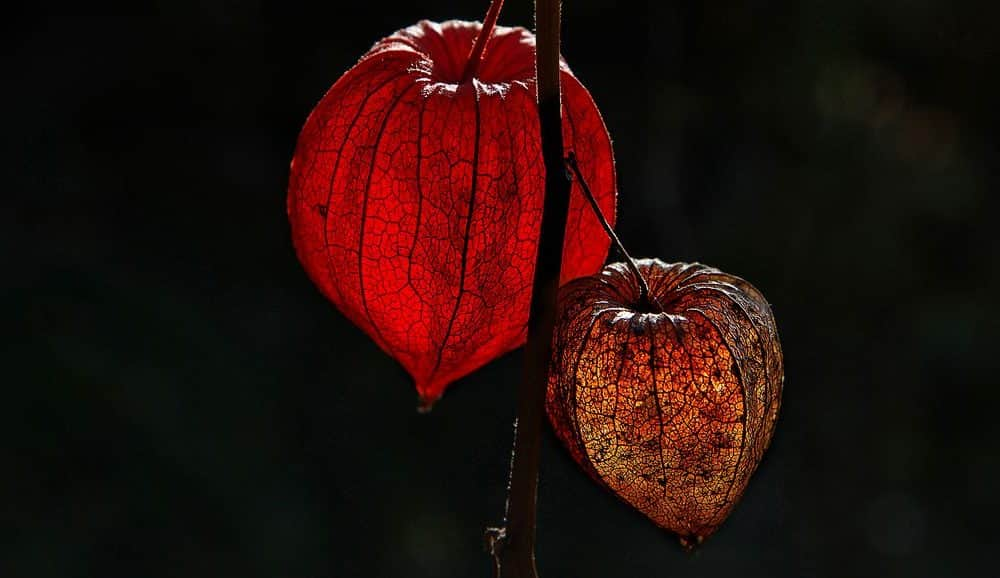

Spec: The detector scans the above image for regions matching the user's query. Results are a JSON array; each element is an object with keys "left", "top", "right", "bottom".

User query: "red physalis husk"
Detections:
[{"left": 288, "top": 20, "right": 616, "bottom": 408}]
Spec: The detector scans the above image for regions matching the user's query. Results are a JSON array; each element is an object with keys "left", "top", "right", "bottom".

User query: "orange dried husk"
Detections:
[{"left": 546, "top": 259, "right": 783, "bottom": 546}]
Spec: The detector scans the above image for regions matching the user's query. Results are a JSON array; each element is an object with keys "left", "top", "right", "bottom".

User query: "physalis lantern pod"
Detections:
[
  {"left": 546, "top": 259, "right": 783, "bottom": 546},
  {"left": 288, "top": 18, "right": 616, "bottom": 408}
]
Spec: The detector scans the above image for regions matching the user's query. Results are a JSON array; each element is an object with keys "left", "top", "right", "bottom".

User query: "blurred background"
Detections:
[{"left": 6, "top": 1, "right": 999, "bottom": 576}]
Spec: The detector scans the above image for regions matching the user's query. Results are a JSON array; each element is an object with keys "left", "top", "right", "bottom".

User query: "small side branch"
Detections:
[
  {"left": 564, "top": 153, "right": 658, "bottom": 311},
  {"left": 462, "top": 0, "right": 506, "bottom": 82}
]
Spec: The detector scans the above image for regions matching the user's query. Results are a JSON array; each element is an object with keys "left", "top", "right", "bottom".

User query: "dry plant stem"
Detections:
[
  {"left": 462, "top": 0, "right": 506, "bottom": 82},
  {"left": 565, "top": 153, "right": 657, "bottom": 310},
  {"left": 492, "top": 1, "right": 567, "bottom": 576}
]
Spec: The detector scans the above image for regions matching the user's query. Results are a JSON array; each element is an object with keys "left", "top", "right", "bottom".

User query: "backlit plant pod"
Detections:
[
  {"left": 546, "top": 259, "right": 783, "bottom": 545},
  {"left": 287, "top": 19, "right": 616, "bottom": 408}
]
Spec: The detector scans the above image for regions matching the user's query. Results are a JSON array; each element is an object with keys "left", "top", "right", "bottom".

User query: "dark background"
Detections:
[{"left": 7, "top": 1, "right": 999, "bottom": 576}]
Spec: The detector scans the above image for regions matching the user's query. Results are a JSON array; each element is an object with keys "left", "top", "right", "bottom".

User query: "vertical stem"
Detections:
[{"left": 492, "top": 1, "right": 567, "bottom": 577}]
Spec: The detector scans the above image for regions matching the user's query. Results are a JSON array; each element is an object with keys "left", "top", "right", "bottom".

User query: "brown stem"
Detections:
[
  {"left": 489, "top": 1, "right": 567, "bottom": 577},
  {"left": 462, "top": 0, "right": 506, "bottom": 82},
  {"left": 564, "top": 153, "right": 659, "bottom": 311}
]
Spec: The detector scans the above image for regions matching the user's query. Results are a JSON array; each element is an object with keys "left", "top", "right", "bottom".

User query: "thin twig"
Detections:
[
  {"left": 564, "top": 153, "right": 658, "bottom": 310},
  {"left": 462, "top": 0, "right": 506, "bottom": 82}
]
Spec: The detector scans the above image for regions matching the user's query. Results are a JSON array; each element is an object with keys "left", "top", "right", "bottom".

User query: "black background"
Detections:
[{"left": 7, "top": 1, "right": 999, "bottom": 577}]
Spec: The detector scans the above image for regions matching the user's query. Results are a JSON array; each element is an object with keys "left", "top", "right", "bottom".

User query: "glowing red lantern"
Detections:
[
  {"left": 546, "top": 259, "right": 783, "bottom": 545},
  {"left": 287, "top": 17, "right": 616, "bottom": 407}
]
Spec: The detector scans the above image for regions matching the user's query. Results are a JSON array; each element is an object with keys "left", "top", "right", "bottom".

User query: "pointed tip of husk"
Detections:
[
  {"left": 416, "top": 394, "right": 438, "bottom": 414},
  {"left": 678, "top": 533, "right": 706, "bottom": 553}
]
